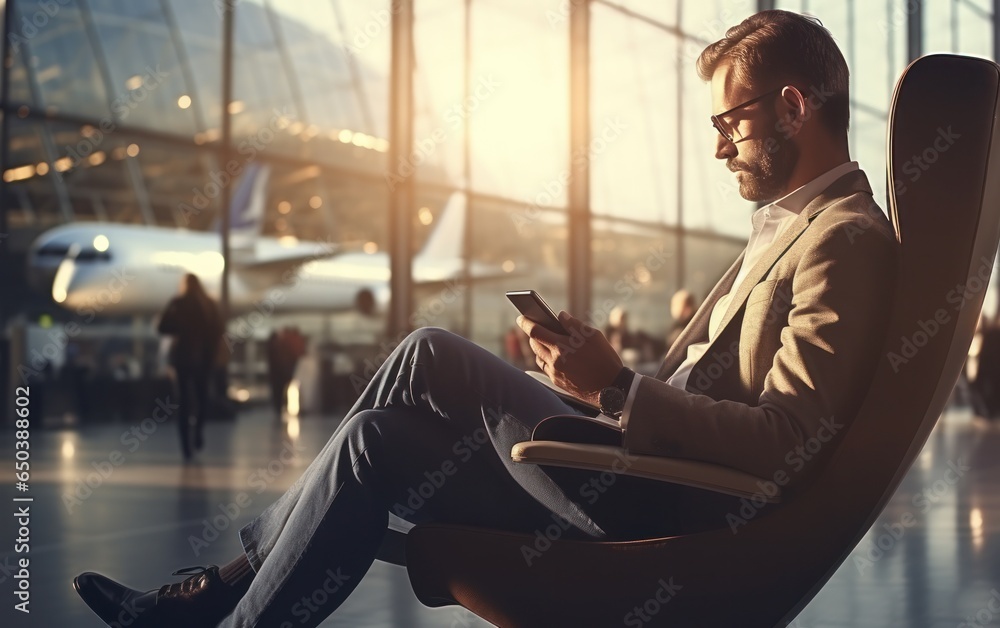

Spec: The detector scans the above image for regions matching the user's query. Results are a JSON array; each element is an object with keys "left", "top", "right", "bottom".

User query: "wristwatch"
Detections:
[{"left": 599, "top": 366, "right": 635, "bottom": 418}]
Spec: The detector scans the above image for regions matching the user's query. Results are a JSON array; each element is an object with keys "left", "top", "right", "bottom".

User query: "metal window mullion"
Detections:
[
  {"left": 0, "top": 0, "right": 10, "bottom": 422},
  {"left": 994, "top": 0, "right": 1000, "bottom": 61},
  {"left": 158, "top": 0, "right": 208, "bottom": 135},
  {"left": 952, "top": 0, "right": 960, "bottom": 51},
  {"left": 220, "top": 0, "right": 235, "bottom": 321},
  {"left": 1, "top": 0, "right": 12, "bottom": 294},
  {"left": 568, "top": 0, "right": 590, "bottom": 317},
  {"left": 14, "top": 186, "right": 37, "bottom": 222},
  {"left": 675, "top": 0, "right": 685, "bottom": 293},
  {"left": 329, "top": 0, "right": 377, "bottom": 134},
  {"left": 90, "top": 192, "right": 108, "bottom": 221},
  {"left": 122, "top": 155, "right": 155, "bottom": 224},
  {"left": 387, "top": 0, "right": 415, "bottom": 339},
  {"left": 907, "top": 0, "right": 923, "bottom": 62},
  {"left": 848, "top": 0, "right": 857, "bottom": 151},
  {"left": 15, "top": 31, "right": 74, "bottom": 223},
  {"left": 77, "top": 0, "right": 155, "bottom": 225},
  {"left": 264, "top": 0, "right": 311, "bottom": 126},
  {"left": 460, "top": 0, "right": 473, "bottom": 339}
]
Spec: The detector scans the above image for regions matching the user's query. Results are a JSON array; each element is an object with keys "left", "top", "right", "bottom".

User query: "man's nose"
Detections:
[{"left": 715, "top": 134, "right": 737, "bottom": 160}]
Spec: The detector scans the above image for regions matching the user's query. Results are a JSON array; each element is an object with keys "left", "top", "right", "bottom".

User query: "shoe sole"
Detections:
[
  {"left": 73, "top": 574, "right": 116, "bottom": 627},
  {"left": 73, "top": 574, "right": 163, "bottom": 628}
]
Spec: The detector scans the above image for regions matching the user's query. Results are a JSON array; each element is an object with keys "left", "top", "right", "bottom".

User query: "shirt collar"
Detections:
[{"left": 750, "top": 161, "right": 859, "bottom": 231}]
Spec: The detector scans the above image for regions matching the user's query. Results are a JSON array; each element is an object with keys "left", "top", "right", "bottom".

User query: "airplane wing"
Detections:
[
  {"left": 414, "top": 260, "right": 526, "bottom": 293},
  {"left": 235, "top": 241, "right": 345, "bottom": 277}
]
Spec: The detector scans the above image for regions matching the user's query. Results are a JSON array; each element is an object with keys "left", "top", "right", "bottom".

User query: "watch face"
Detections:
[{"left": 600, "top": 386, "right": 626, "bottom": 415}]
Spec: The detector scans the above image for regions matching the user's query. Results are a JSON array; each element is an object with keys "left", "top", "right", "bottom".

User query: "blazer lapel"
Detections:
[
  {"left": 712, "top": 214, "right": 812, "bottom": 335},
  {"left": 655, "top": 250, "right": 745, "bottom": 380}
]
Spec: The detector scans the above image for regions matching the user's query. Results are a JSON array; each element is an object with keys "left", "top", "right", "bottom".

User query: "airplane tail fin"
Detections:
[
  {"left": 216, "top": 163, "right": 270, "bottom": 248},
  {"left": 415, "top": 191, "right": 466, "bottom": 263}
]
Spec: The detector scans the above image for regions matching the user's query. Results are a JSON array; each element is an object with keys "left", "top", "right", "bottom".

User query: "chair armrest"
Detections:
[{"left": 511, "top": 440, "right": 781, "bottom": 503}]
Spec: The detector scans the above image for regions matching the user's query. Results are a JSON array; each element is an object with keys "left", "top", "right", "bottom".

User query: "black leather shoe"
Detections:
[{"left": 73, "top": 565, "right": 239, "bottom": 627}]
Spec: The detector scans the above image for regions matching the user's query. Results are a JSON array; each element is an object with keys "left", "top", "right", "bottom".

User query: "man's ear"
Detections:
[{"left": 779, "top": 85, "right": 808, "bottom": 136}]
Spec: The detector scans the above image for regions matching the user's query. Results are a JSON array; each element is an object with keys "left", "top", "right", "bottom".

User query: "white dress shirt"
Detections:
[{"left": 618, "top": 161, "right": 860, "bottom": 422}]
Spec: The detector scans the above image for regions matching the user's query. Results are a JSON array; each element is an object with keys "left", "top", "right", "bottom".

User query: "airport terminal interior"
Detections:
[{"left": 1, "top": 0, "right": 999, "bottom": 626}]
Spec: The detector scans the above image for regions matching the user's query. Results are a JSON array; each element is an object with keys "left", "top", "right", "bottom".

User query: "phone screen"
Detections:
[{"left": 505, "top": 290, "right": 569, "bottom": 335}]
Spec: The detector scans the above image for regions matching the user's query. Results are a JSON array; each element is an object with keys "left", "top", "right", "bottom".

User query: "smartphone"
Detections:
[{"left": 506, "top": 290, "right": 569, "bottom": 335}]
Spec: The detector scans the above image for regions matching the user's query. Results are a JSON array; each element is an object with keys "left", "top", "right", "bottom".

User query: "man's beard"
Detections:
[{"left": 728, "top": 136, "right": 799, "bottom": 203}]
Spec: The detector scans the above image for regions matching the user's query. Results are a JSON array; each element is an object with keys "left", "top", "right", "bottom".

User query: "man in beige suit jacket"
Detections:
[
  {"left": 519, "top": 11, "right": 898, "bottom": 487},
  {"left": 621, "top": 169, "right": 895, "bottom": 480}
]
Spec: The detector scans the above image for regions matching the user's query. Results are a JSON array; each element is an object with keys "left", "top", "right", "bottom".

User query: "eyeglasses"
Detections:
[{"left": 711, "top": 87, "right": 783, "bottom": 143}]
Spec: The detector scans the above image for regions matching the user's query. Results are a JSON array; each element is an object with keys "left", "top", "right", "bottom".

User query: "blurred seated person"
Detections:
[
  {"left": 667, "top": 289, "right": 697, "bottom": 349},
  {"left": 605, "top": 305, "right": 641, "bottom": 370},
  {"left": 604, "top": 305, "right": 631, "bottom": 353},
  {"left": 968, "top": 314, "right": 1000, "bottom": 419}
]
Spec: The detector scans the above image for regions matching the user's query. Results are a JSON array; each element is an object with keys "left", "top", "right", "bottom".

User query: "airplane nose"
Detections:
[{"left": 51, "top": 257, "right": 79, "bottom": 305}]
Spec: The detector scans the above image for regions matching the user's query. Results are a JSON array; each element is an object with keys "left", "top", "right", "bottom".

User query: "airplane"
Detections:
[{"left": 26, "top": 163, "right": 496, "bottom": 318}]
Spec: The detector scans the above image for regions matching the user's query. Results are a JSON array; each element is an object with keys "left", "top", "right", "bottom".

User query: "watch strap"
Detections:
[{"left": 611, "top": 366, "right": 636, "bottom": 394}]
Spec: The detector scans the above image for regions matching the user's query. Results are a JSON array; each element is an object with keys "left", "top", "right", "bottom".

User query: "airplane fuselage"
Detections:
[{"left": 28, "top": 223, "right": 392, "bottom": 317}]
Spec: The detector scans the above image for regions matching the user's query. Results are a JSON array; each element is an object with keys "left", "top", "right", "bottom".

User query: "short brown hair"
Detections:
[{"left": 696, "top": 10, "right": 850, "bottom": 138}]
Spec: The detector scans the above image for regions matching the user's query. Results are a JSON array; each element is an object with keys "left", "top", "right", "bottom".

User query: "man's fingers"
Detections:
[
  {"left": 529, "top": 337, "right": 553, "bottom": 363},
  {"left": 517, "top": 314, "right": 563, "bottom": 345},
  {"left": 538, "top": 356, "right": 558, "bottom": 382},
  {"left": 516, "top": 314, "right": 537, "bottom": 336}
]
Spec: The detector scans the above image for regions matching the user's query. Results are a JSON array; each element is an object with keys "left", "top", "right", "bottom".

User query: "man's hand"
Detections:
[{"left": 517, "top": 311, "right": 623, "bottom": 407}]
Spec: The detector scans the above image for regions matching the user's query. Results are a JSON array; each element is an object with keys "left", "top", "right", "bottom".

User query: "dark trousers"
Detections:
[
  {"left": 220, "top": 328, "right": 738, "bottom": 627},
  {"left": 175, "top": 366, "right": 209, "bottom": 458},
  {"left": 268, "top": 374, "right": 292, "bottom": 418}
]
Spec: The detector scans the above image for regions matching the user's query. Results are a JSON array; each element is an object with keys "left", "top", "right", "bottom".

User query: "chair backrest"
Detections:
[{"left": 771, "top": 53, "right": 1000, "bottom": 624}]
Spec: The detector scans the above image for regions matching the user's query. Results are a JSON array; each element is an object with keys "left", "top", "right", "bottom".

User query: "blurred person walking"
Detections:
[
  {"left": 157, "top": 273, "right": 225, "bottom": 460},
  {"left": 266, "top": 326, "right": 307, "bottom": 421}
]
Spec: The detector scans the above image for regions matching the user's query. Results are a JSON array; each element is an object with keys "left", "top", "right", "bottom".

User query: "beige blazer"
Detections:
[{"left": 621, "top": 169, "right": 899, "bottom": 483}]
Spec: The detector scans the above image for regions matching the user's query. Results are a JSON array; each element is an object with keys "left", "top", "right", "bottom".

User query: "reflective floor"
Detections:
[{"left": 1, "top": 399, "right": 998, "bottom": 627}]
